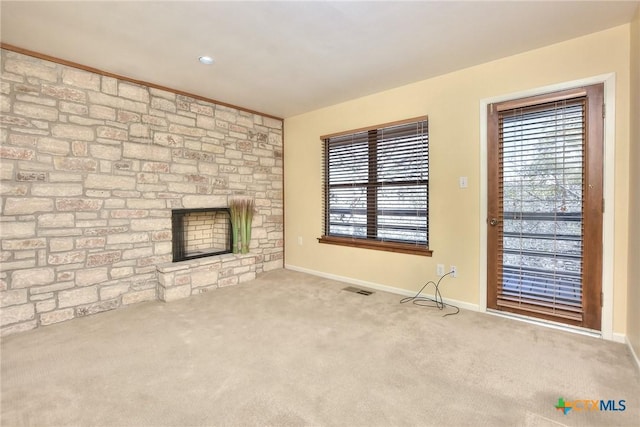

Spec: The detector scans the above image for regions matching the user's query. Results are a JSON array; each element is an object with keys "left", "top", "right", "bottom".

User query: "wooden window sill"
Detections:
[{"left": 318, "top": 236, "right": 432, "bottom": 257}]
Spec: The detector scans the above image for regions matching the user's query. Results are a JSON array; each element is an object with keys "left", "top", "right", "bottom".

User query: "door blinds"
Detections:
[{"left": 496, "top": 97, "right": 587, "bottom": 321}]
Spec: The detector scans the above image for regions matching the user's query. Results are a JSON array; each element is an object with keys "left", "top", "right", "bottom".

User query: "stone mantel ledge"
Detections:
[{"left": 181, "top": 195, "right": 228, "bottom": 209}]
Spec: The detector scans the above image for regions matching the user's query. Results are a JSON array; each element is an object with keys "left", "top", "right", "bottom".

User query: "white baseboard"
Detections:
[
  {"left": 627, "top": 336, "right": 640, "bottom": 371},
  {"left": 284, "top": 264, "right": 480, "bottom": 312},
  {"left": 612, "top": 332, "right": 626, "bottom": 344}
]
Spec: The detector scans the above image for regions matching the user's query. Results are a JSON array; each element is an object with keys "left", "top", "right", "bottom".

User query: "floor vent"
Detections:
[{"left": 342, "top": 286, "right": 374, "bottom": 296}]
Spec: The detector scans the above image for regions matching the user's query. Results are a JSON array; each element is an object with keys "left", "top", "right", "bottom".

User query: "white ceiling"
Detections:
[{"left": 1, "top": 1, "right": 638, "bottom": 118}]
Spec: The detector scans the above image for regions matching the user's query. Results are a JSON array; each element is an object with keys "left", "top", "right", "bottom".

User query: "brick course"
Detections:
[{"left": 0, "top": 50, "right": 284, "bottom": 335}]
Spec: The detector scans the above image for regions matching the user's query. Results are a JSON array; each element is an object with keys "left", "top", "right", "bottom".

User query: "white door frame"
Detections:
[{"left": 479, "top": 73, "right": 616, "bottom": 341}]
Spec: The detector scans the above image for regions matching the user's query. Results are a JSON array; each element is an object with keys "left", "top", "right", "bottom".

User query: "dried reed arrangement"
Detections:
[{"left": 229, "top": 198, "right": 255, "bottom": 254}]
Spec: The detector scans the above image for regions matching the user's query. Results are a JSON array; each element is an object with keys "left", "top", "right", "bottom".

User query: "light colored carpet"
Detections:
[{"left": 1, "top": 269, "right": 638, "bottom": 426}]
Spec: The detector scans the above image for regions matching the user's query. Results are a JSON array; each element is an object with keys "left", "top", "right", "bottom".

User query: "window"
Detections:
[{"left": 319, "top": 116, "right": 431, "bottom": 256}]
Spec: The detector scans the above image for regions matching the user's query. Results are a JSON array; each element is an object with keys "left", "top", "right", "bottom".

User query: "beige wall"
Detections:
[
  {"left": 284, "top": 25, "right": 632, "bottom": 336},
  {"left": 627, "top": 7, "right": 640, "bottom": 359}
]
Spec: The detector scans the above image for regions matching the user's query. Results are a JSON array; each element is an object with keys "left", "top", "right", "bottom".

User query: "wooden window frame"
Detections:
[{"left": 318, "top": 116, "right": 432, "bottom": 257}]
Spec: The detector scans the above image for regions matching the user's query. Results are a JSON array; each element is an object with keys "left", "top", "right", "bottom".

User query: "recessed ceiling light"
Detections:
[{"left": 198, "top": 56, "right": 214, "bottom": 65}]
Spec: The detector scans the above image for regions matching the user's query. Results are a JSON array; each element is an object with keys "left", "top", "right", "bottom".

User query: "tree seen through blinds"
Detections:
[
  {"left": 323, "top": 119, "right": 429, "bottom": 247},
  {"left": 498, "top": 98, "right": 586, "bottom": 320}
]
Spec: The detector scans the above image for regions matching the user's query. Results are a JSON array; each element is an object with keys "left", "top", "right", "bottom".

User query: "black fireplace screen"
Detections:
[{"left": 171, "top": 208, "right": 232, "bottom": 262}]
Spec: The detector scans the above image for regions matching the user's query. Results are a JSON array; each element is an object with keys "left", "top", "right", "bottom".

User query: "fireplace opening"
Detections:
[{"left": 171, "top": 208, "right": 232, "bottom": 262}]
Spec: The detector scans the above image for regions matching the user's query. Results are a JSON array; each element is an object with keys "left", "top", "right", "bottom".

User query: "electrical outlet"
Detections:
[
  {"left": 297, "top": 236, "right": 303, "bottom": 246},
  {"left": 450, "top": 265, "right": 457, "bottom": 278},
  {"left": 437, "top": 264, "right": 445, "bottom": 276}
]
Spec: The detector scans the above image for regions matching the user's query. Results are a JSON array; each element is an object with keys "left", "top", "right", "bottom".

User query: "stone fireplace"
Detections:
[
  {"left": 0, "top": 48, "right": 284, "bottom": 335},
  {"left": 171, "top": 208, "right": 232, "bottom": 262}
]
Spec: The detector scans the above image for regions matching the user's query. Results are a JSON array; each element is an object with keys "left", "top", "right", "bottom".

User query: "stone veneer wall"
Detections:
[{"left": 0, "top": 49, "right": 284, "bottom": 335}]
